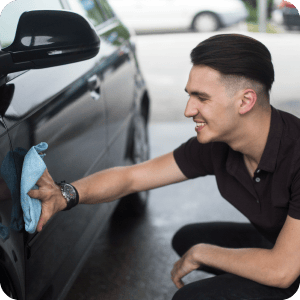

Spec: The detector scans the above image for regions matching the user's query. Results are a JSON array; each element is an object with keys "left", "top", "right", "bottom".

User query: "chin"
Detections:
[
  {"left": 196, "top": 131, "right": 221, "bottom": 144},
  {"left": 196, "top": 134, "right": 213, "bottom": 144}
]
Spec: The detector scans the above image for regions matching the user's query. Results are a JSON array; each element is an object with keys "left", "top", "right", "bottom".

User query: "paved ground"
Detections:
[
  {"left": 65, "top": 122, "right": 248, "bottom": 300},
  {"left": 65, "top": 26, "right": 300, "bottom": 300}
]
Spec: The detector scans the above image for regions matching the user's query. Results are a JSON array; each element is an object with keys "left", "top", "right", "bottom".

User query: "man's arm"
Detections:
[
  {"left": 74, "top": 151, "right": 187, "bottom": 204},
  {"left": 171, "top": 215, "right": 300, "bottom": 289},
  {"left": 28, "top": 152, "right": 187, "bottom": 231}
]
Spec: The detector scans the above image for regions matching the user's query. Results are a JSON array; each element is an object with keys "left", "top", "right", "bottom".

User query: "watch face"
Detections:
[{"left": 63, "top": 184, "right": 76, "bottom": 200}]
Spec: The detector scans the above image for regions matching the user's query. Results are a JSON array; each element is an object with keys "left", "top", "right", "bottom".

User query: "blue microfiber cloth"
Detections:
[
  {"left": 10, "top": 147, "right": 27, "bottom": 231},
  {"left": 20, "top": 142, "right": 48, "bottom": 234},
  {"left": 0, "top": 142, "right": 48, "bottom": 240}
]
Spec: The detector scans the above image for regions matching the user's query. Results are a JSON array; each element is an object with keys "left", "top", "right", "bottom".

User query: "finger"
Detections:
[
  {"left": 171, "top": 261, "right": 195, "bottom": 288},
  {"left": 27, "top": 189, "right": 40, "bottom": 199},
  {"left": 171, "top": 264, "right": 184, "bottom": 289},
  {"left": 36, "top": 212, "right": 46, "bottom": 232},
  {"left": 37, "top": 207, "right": 49, "bottom": 232},
  {"left": 36, "top": 217, "right": 44, "bottom": 232},
  {"left": 175, "top": 279, "right": 184, "bottom": 289},
  {"left": 36, "top": 204, "right": 53, "bottom": 232},
  {"left": 171, "top": 271, "right": 185, "bottom": 289},
  {"left": 35, "top": 169, "right": 53, "bottom": 187}
]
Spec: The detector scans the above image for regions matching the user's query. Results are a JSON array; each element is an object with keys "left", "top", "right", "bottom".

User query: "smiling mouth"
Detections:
[
  {"left": 195, "top": 122, "right": 207, "bottom": 132},
  {"left": 195, "top": 122, "right": 206, "bottom": 128}
]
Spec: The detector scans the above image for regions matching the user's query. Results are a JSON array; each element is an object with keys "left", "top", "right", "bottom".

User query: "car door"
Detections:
[
  {"left": 98, "top": 0, "right": 137, "bottom": 168},
  {"left": 67, "top": 0, "right": 137, "bottom": 168},
  {"left": 0, "top": 113, "right": 25, "bottom": 299},
  {"left": 0, "top": 1, "right": 109, "bottom": 299}
]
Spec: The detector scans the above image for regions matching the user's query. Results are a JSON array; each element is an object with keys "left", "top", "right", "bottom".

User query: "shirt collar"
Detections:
[
  {"left": 226, "top": 106, "right": 283, "bottom": 174},
  {"left": 258, "top": 106, "right": 283, "bottom": 173}
]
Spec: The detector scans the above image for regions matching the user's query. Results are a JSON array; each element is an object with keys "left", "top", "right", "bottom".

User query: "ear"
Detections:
[{"left": 239, "top": 89, "right": 257, "bottom": 115}]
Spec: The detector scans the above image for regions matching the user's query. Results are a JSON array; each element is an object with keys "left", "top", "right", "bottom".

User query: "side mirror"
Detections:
[{"left": 0, "top": 10, "right": 100, "bottom": 76}]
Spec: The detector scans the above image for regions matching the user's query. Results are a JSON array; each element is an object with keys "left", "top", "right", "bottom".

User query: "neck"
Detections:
[{"left": 228, "top": 105, "right": 272, "bottom": 166}]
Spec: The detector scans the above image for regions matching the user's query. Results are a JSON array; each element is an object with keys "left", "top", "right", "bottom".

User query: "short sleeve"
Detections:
[
  {"left": 288, "top": 140, "right": 300, "bottom": 219},
  {"left": 288, "top": 174, "right": 300, "bottom": 219},
  {"left": 173, "top": 137, "right": 214, "bottom": 179}
]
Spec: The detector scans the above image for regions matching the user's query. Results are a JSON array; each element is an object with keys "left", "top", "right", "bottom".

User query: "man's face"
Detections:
[{"left": 185, "top": 65, "right": 240, "bottom": 144}]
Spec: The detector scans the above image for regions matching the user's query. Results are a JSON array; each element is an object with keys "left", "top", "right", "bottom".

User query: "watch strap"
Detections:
[{"left": 57, "top": 181, "right": 79, "bottom": 211}]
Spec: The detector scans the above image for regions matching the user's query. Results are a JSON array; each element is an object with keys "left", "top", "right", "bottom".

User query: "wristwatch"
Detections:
[{"left": 57, "top": 181, "right": 79, "bottom": 211}]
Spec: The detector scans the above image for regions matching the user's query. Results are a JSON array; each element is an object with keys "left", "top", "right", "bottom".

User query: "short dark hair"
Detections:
[{"left": 190, "top": 34, "right": 274, "bottom": 97}]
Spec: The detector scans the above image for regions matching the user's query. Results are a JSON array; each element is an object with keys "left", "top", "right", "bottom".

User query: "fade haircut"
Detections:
[{"left": 190, "top": 34, "right": 275, "bottom": 106}]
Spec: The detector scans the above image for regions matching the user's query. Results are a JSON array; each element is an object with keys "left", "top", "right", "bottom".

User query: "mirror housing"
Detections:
[{"left": 0, "top": 10, "right": 100, "bottom": 76}]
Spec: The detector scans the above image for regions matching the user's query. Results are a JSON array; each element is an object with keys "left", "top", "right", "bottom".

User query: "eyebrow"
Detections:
[{"left": 184, "top": 88, "right": 211, "bottom": 99}]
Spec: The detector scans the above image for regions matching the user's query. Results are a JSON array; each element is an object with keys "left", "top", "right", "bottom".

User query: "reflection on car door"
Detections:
[
  {"left": 97, "top": 0, "right": 137, "bottom": 168},
  {"left": 67, "top": 0, "right": 137, "bottom": 167},
  {"left": 3, "top": 51, "right": 108, "bottom": 300},
  {"left": 0, "top": 116, "right": 25, "bottom": 299}
]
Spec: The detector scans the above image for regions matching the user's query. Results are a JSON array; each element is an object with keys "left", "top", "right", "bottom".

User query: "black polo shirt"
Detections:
[{"left": 173, "top": 106, "right": 300, "bottom": 244}]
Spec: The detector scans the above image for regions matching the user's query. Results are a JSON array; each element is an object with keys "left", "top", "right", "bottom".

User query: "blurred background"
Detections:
[
  {"left": 65, "top": 1, "right": 300, "bottom": 300},
  {"left": 107, "top": 0, "right": 300, "bottom": 123},
  {"left": 109, "top": 0, "right": 299, "bottom": 35}
]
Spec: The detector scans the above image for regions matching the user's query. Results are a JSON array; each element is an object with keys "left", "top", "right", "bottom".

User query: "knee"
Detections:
[
  {"left": 171, "top": 225, "right": 188, "bottom": 254},
  {"left": 172, "top": 289, "right": 183, "bottom": 300},
  {"left": 172, "top": 285, "right": 203, "bottom": 300},
  {"left": 171, "top": 224, "right": 196, "bottom": 257},
  {"left": 171, "top": 280, "right": 222, "bottom": 300}
]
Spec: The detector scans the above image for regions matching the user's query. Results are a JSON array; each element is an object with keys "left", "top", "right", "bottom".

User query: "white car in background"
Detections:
[{"left": 108, "top": 0, "right": 249, "bottom": 32}]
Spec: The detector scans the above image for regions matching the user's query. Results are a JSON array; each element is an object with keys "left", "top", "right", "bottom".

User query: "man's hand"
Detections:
[
  {"left": 27, "top": 169, "right": 67, "bottom": 232},
  {"left": 171, "top": 245, "right": 202, "bottom": 289}
]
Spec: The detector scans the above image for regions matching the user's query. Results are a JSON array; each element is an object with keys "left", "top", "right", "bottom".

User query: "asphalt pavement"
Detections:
[
  {"left": 65, "top": 26, "right": 300, "bottom": 300},
  {"left": 65, "top": 122, "right": 248, "bottom": 300}
]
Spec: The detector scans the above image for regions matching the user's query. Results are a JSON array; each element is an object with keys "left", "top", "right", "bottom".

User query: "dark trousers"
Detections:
[{"left": 171, "top": 222, "right": 300, "bottom": 300}]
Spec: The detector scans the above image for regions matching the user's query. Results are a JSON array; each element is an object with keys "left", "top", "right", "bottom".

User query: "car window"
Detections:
[
  {"left": 0, "top": 0, "right": 63, "bottom": 49},
  {"left": 68, "top": 0, "right": 106, "bottom": 27},
  {"left": 98, "top": 0, "right": 115, "bottom": 19}
]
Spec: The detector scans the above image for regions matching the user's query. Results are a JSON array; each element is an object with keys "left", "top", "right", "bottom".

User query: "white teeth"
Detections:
[{"left": 196, "top": 123, "right": 206, "bottom": 127}]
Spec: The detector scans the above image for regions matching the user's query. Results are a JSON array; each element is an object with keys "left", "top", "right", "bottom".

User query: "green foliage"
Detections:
[
  {"left": 247, "top": 22, "right": 282, "bottom": 33},
  {"left": 0, "top": 0, "right": 12, "bottom": 13},
  {"left": 244, "top": 1, "right": 258, "bottom": 22},
  {"left": 242, "top": 0, "right": 275, "bottom": 24}
]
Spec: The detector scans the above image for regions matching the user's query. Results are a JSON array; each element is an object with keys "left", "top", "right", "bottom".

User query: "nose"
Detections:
[{"left": 184, "top": 97, "right": 198, "bottom": 118}]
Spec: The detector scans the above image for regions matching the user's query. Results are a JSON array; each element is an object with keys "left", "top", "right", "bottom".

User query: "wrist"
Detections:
[
  {"left": 54, "top": 183, "right": 68, "bottom": 211},
  {"left": 190, "top": 244, "right": 203, "bottom": 262},
  {"left": 56, "top": 181, "right": 79, "bottom": 211}
]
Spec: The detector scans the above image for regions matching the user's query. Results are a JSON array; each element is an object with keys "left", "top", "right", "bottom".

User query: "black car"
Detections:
[{"left": 0, "top": 0, "right": 150, "bottom": 299}]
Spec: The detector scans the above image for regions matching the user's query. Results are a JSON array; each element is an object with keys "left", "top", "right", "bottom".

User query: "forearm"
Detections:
[
  {"left": 71, "top": 166, "right": 134, "bottom": 205},
  {"left": 195, "top": 244, "right": 286, "bottom": 288}
]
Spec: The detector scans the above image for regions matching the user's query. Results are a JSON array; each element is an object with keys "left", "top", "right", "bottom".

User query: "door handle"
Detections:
[{"left": 87, "top": 74, "right": 101, "bottom": 101}]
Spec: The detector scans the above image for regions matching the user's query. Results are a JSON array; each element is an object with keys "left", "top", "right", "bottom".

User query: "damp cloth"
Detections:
[
  {"left": 0, "top": 147, "right": 26, "bottom": 241},
  {"left": 20, "top": 142, "right": 48, "bottom": 234}
]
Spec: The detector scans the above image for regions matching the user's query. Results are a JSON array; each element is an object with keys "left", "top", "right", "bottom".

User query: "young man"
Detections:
[{"left": 28, "top": 34, "right": 300, "bottom": 300}]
